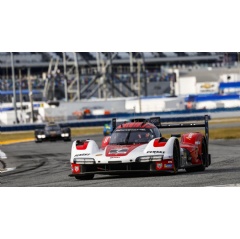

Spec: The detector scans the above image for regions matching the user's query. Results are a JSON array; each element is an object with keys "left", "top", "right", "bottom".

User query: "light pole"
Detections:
[
  {"left": 62, "top": 52, "right": 68, "bottom": 102},
  {"left": 73, "top": 52, "right": 80, "bottom": 101},
  {"left": 137, "top": 59, "right": 142, "bottom": 113},
  {"left": 28, "top": 68, "right": 34, "bottom": 123},
  {"left": 10, "top": 52, "right": 18, "bottom": 124},
  {"left": 19, "top": 69, "right": 23, "bottom": 122}
]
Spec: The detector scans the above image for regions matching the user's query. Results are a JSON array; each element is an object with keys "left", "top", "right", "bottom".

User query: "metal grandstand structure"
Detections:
[{"left": 0, "top": 52, "right": 232, "bottom": 102}]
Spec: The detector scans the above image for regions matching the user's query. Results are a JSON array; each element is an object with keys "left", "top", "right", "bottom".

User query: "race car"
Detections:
[
  {"left": 35, "top": 122, "right": 71, "bottom": 142},
  {"left": 69, "top": 115, "right": 211, "bottom": 180}
]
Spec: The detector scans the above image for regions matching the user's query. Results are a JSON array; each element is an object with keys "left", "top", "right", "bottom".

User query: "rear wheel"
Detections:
[
  {"left": 197, "top": 138, "right": 207, "bottom": 171},
  {"left": 75, "top": 174, "right": 95, "bottom": 180}
]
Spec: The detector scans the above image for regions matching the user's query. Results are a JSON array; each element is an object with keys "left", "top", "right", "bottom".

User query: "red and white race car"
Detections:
[{"left": 69, "top": 115, "right": 211, "bottom": 180}]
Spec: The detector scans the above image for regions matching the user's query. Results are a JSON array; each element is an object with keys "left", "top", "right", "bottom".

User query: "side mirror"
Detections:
[{"left": 101, "top": 136, "right": 111, "bottom": 149}]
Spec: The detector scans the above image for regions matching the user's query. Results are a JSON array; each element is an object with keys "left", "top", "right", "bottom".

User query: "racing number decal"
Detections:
[{"left": 71, "top": 164, "right": 80, "bottom": 174}]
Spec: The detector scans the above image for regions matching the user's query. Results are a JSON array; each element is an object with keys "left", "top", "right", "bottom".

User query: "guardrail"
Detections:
[{"left": 2, "top": 106, "right": 240, "bottom": 132}]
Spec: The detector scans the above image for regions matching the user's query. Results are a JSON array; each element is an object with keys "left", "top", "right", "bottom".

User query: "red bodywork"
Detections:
[
  {"left": 181, "top": 132, "right": 204, "bottom": 165},
  {"left": 76, "top": 141, "right": 89, "bottom": 150},
  {"left": 119, "top": 122, "right": 153, "bottom": 129}
]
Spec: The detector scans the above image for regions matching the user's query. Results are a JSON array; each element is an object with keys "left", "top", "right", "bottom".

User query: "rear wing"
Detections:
[
  {"left": 112, "top": 115, "right": 210, "bottom": 144},
  {"left": 151, "top": 115, "right": 210, "bottom": 145}
]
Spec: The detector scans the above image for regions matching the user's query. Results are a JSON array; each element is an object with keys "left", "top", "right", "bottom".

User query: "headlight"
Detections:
[
  {"left": 37, "top": 135, "right": 46, "bottom": 138},
  {"left": 61, "top": 133, "right": 69, "bottom": 137},
  {"left": 74, "top": 158, "right": 95, "bottom": 164},
  {"left": 136, "top": 155, "right": 163, "bottom": 162}
]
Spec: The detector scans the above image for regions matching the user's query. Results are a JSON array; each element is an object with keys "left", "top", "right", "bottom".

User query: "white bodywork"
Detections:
[
  {"left": 70, "top": 137, "right": 178, "bottom": 164},
  {"left": 0, "top": 149, "right": 7, "bottom": 159}
]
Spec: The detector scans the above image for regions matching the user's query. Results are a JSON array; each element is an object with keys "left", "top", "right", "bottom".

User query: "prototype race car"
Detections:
[
  {"left": 69, "top": 115, "right": 211, "bottom": 180},
  {"left": 35, "top": 122, "right": 71, "bottom": 142}
]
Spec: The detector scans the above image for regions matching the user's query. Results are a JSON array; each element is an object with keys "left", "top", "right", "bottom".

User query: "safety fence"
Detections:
[
  {"left": 1, "top": 114, "right": 212, "bottom": 132},
  {"left": 2, "top": 106, "right": 240, "bottom": 132}
]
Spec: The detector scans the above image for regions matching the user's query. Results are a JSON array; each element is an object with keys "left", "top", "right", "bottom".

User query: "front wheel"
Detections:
[
  {"left": 75, "top": 174, "right": 95, "bottom": 180},
  {"left": 173, "top": 139, "right": 180, "bottom": 174}
]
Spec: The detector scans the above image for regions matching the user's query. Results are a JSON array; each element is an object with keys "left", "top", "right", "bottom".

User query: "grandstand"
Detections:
[{"left": 0, "top": 52, "right": 238, "bottom": 102}]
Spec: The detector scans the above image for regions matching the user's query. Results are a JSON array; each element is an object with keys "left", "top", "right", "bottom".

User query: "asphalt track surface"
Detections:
[{"left": 1, "top": 134, "right": 240, "bottom": 187}]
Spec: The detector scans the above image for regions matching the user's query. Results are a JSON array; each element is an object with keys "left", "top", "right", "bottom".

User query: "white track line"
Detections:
[{"left": 208, "top": 184, "right": 240, "bottom": 187}]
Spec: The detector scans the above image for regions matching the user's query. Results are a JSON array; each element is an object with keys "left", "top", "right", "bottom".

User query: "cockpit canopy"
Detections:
[
  {"left": 109, "top": 127, "right": 161, "bottom": 145},
  {"left": 45, "top": 125, "right": 61, "bottom": 131}
]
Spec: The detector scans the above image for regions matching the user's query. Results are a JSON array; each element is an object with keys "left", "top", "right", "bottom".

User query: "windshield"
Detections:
[
  {"left": 109, "top": 128, "right": 155, "bottom": 145},
  {"left": 45, "top": 125, "right": 61, "bottom": 131}
]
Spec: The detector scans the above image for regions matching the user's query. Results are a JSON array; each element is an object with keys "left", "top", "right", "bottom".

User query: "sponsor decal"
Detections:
[
  {"left": 147, "top": 151, "right": 164, "bottom": 153},
  {"left": 72, "top": 165, "right": 80, "bottom": 173},
  {"left": 75, "top": 153, "right": 90, "bottom": 156},
  {"left": 195, "top": 141, "right": 201, "bottom": 145},
  {"left": 156, "top": 163, "right": 162, "bottom": 169},
  {"left": 186, "top": 133, "right": 193, "bottom": 140},
  {"left": 200, "top": 83, "right": 214, "bottom": 89},
  {"left": 168, "top": 161, "right": 173, "bottom": 163},
  {"left": 103, "top": 137, "right": 109, "bottom": 143},
  {"left": 164, "top": 164, "right": 173, "bottom": 168},
  {"left": 109, "top": 148, "right": 128, "bottom": 154},
  {"left": 116, "top": 129, "right": 146, "bottom": 132}
]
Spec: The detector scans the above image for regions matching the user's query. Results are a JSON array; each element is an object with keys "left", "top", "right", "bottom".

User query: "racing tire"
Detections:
[
  {"left": 75, "top": 174, "right": 95, "bottom": 180},
  {"left": 35, "top": 140, "right": 42, "bottom": 143},
  {"left": 173, "top": 139, "right": 180, "bottom": 174},
  {"left": 197, "top": 137, "right": 207, "bottom": 171},
  {"left": 64, "top": 138, "right": 71, "bottom": 142},
  {"left": 0, "top": 160, "right": 6, "bottom": 170}
]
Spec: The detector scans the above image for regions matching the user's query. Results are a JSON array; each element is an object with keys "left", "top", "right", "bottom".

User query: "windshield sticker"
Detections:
[{"left": 116, "top": 129, "right": 147, "bottom": 132}]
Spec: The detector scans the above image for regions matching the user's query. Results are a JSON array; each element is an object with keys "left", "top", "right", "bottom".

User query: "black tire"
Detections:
[
  {"left": 198, "top": 137, "right": 207, "bottom": 171},
  {"left": 185, "top": 137, "right": 207, "bottom": 172},
  {"left": 64, "top": 138, "right": 71, "bottom": 142},
  {"left": 173, "top": 139, "right": 180, "bottom": 174},
  {"left": 75, "top": 174, "right": 95, "bottom": 180},
  {"left": 0, "top": 160, "right": 6, "bottom": 170}
]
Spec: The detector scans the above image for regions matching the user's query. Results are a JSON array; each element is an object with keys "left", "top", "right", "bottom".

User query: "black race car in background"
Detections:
[{"left": 35, "top": 122, "right": 71, "bottom": 142}]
